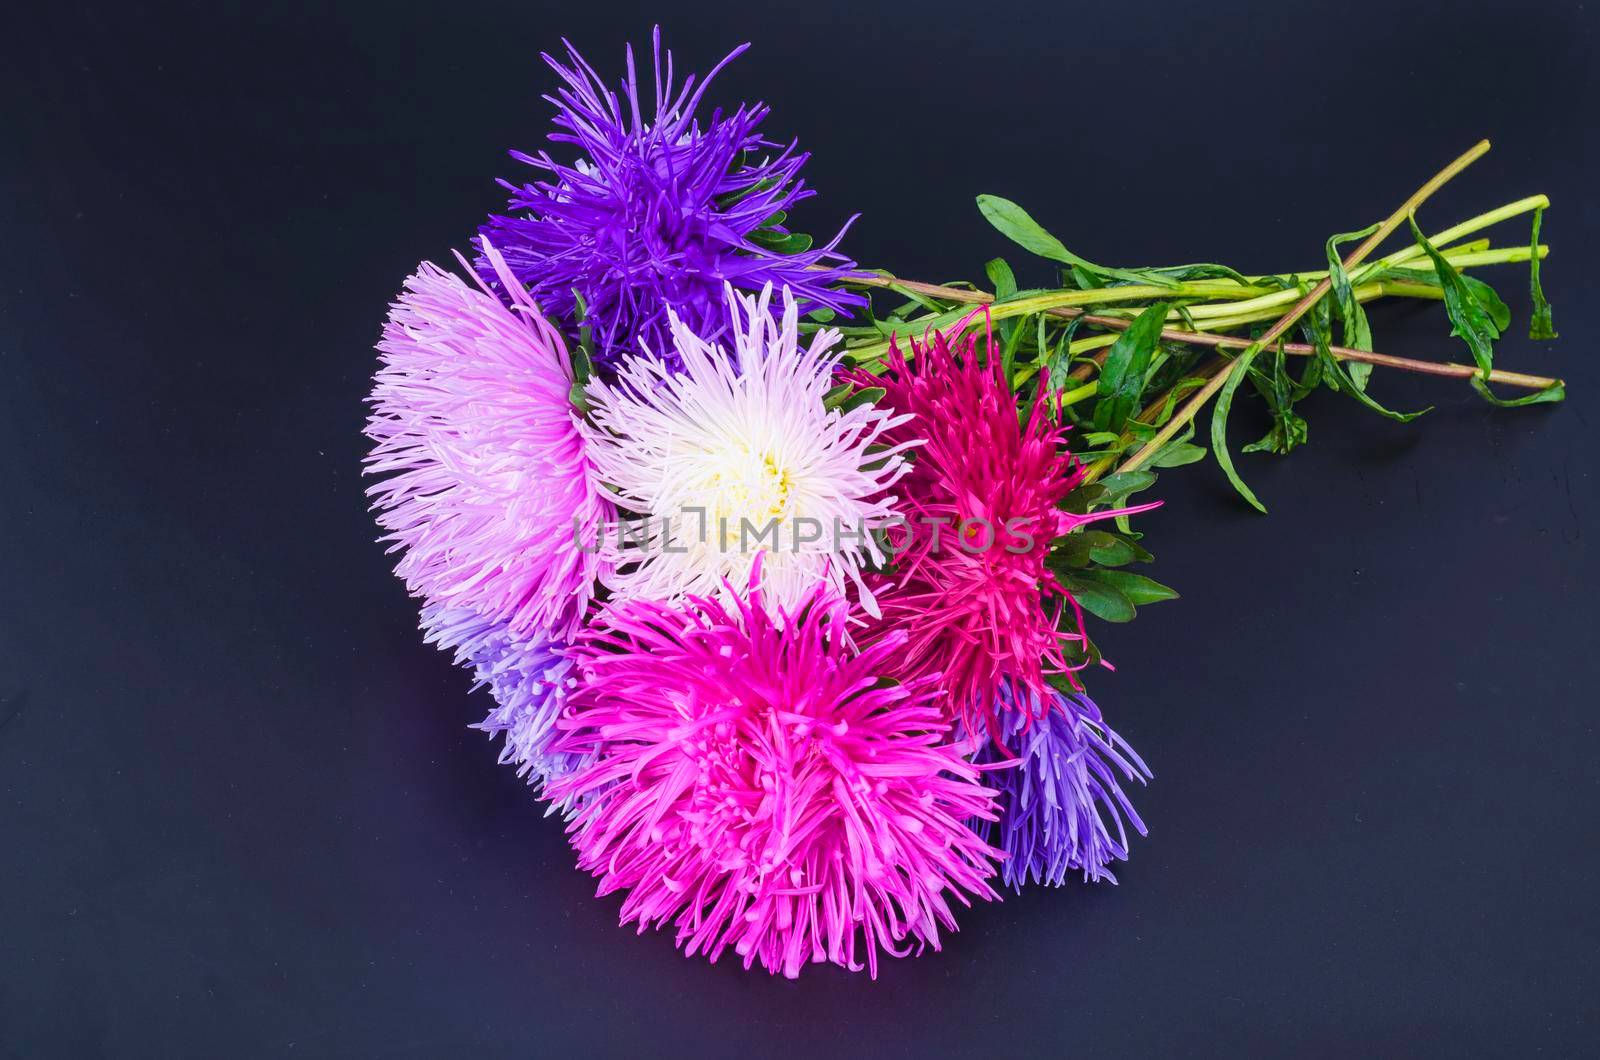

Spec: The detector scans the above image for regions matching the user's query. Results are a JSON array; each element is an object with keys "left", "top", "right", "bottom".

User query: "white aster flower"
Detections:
[{"left": 582, "top": 284, "right": 915, "bottom": 617}]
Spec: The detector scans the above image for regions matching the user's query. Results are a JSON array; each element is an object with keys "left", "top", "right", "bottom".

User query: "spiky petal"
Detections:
[
  {"left": 977, "top": 685, "right": 1151, "bottom": 889},
  {"left": 547, "top": 582, "right": 1001, "bottom": 978},
  {"left": 479, "top": 29, "right": 863, "bottom": 368},
  {"left": 365, "top": 243, "right": 612, "bottom": 640},
  {"left": 581, "top": 284, "right": 915, "bottom": 618}
]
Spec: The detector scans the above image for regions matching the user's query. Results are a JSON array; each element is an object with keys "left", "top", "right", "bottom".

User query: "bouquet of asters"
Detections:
[{"left": 364, "top": 29, "right": 1562, "bottom": 978}]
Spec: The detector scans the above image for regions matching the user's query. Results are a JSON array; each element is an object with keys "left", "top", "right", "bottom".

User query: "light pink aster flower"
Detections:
[
  {"left": 365, "top": 242, "right": 611, "bottom": 640},
  {"left": 580, "top": 284, "right": 914, "bottom": 618},
  {"left": 547, "top": 579, "right": 1001, "bottom": 978}
]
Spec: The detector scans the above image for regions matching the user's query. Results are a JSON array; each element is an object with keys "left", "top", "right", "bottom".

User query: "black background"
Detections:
[{"left": 4, "top": 1, "right": 1597, "bottom": 1055}]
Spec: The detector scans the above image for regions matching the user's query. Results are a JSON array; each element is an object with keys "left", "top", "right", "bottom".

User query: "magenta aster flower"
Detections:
[
  {"left": 853, "top": 320, "right": 1157, "bottom": 737},
  {"left": 546, "top": 580, "right": 1001, "bottom": 978},
  {"left": 365, "top": 242, "right": 612, "bottom": 640},
  {"left": 478, "top": 29, "right": 864, "bottom": 368}
]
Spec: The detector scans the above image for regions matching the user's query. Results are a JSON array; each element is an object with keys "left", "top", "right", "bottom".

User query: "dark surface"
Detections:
[{"left": 3, "top": 1, "right": 1596, "bottom": 1055}]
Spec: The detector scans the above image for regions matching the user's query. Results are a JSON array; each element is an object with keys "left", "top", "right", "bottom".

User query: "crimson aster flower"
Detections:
[
  {"left": 853, "top": 320, "right": 1158, "bottom": 736},
  {"left": 365, "top": 242, "right": 612, "bottom": 640},
  {"left": 546, "top": 581, "right": 1001, "bottom": 978},
  {"left": 478, "top": 29, "right": 864, "bottom": 368}
]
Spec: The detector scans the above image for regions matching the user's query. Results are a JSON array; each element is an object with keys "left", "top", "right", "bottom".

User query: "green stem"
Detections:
[
  {"left": 1059, "top": 380, "right": 1099, "bottom": 407},
  {"left": 1090, "top": 138, "right": 1495, "bottom": 485}
]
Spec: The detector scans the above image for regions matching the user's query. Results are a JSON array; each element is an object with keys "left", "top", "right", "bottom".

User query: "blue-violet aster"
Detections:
[
  {"left": 477, "top": 28, "right": 864, "bottom": 368},
  {"left": 978, "top": 684, "right": 1152, "bottom": 890},
  {"left": 422, "top": 605, "right": 592, "bottom": 814}
]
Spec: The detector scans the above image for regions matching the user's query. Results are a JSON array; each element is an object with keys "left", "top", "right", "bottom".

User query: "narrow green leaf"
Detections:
[
  {"left": 1326, "top": 224, "right": 1378, "bottom": 354},
  {"left": 1469, "top": 377, "right": 1565, "bottom": 407},
  {"left": 1300, "top": 297, "right": 1430, "bottom": 423},
  {"left": 1209, "top": 345, "right": 1268, "bottom": 513},
  {"left": 1092, "top": 470, "right": 1158, "bottom": 503},
  {"left": 1087, "top": 536, "right": 1137, "bottom": 567},
  {"left": 975, "top": 195, "right": 1177, "bottom": 287},
  {"left": 1062, "top": 576, "right": 1136, "bottom": 623},
  {"left": 1460, "top": 276, "right": 1511, "bottom": 332},
  {"left": 1151, "top": 261, "right": 1254, "bottom": 285},
  {"left": 1150, "top": 441, "right": 1207, "bottom": 468},
  {"left": 1068, "top": 264, "right": 1104, "bottom": 290},
  {"left": 1242, "top": 342, "right": 1308, "bottom": 455},
  {"left": 750, "top": 229, "right": 813, "bottom": 254},
  {"left": 1045, "top": 316, "right": 1085, "bottom": 394},
  {"left": 1090, "top": 569, "right": 1180, "bottom": 605},
  {"left": 985, "top": 257, "right": 1018, "bottom": 301},
  {"left": 1094, "top": 302, "right": 1171, "bottom": 433},
  {"left": 1529, "top": 206, "right": 1558, "bottom": 340},
  {"left": 1407, "top": 214, "right": 1500, "bottom": 379}
]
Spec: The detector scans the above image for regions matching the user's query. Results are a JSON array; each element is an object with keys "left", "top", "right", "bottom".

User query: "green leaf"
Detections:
[
  {"left": 1407, "top": 214, "right": 1500, "bottom": 379},
  {"left": 568, "top": 288, "right": 594, "bottom": 413},
  {"left": 1087, "top": 535, "right": 1137, "bottom": 567},
  {"left": 1094, "top": 302, "right": 1170, "bottom": 433},
  {"left": 1149, "top": 441, "right": 1207, "bottom": 468},
  {"left": 1068, "top": 264, "right": 1104, "bottom": 290},
  {"left": 975, "top": 195, "right": 1177, "bottom": 287},
  {"left": 824, "top": 384, "right": 885, "bottom": 414},
  {"left": 1460, "top": 276, "right": 1511, "bottom": 333},
  {"left": 568, "top": 341, "right": 592, "bottom": 413},
  {"left": 1151, "top": 262, "right": 1254, "bottom": 286},
  {"left": 1055, "top": 529, "right": 1148, "bottom": 568},
  {"left": 1209, "top": 345, "right": 1269, "bottom": 513},
  {"left": 1529, "top": 206, "right": 1558, "bottom": 340},
  {"left": 1045, "top": 316, "right": 1086, "bottom": 394},
  {"left": 985, "top": 257, "right": 1018, "bottom": 301},
  {"left": 1326, "top": 224, "right": 1378, "bottom": 355},
  {"left": 750, "top": 229, "right": 814, "bottom": 254},
  {"left": 1300, "top": 298, "right": 1430, "bottom": 423},
  {"left": 1469, "top": 377, "right": 1565, "bottom": 407},
  {"left": 1092, "top": 470, "right": 1158, "bottom": 505},
  {"left": 1090, "top": 569, "right": 1180, "bottom": 605},
  {"left": 1061, "top": 576, "right": 1136, "bottom": 623},
  {"left": 1242, "top": 342, "right": 1308, "bottom": 455}
]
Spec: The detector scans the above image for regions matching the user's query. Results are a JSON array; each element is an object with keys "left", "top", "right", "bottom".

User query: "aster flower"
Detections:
[
  {"left": 581, "top": 284, "right": 915, "bottom": 617},
  {"left": 546, "top": 581, "right": 1001, "bottom": 978},
  {"left": 478, "top": 29, "right": 864, "bottom": 368},
  {"left": 976, "top": 684, "right": 1150, "bottom": 890},
  {"left": 853, "top": 319, "right": 1158, "bottom": 735},
  {"left": 365, "top": 241, "right": 611, "bottom": 640},
  {"left": 422, "top": 606, "right": 592, "bottom": 812}
]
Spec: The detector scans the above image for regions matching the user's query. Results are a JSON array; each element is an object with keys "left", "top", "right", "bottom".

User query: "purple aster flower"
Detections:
[
  {"left": 477, "top": 28, "right": 865, "bottom": 368},
  {"left": 422, "top": 605, "right": 593, "bottom": 813},
  {"left": 977, "top": 684, "right": 1152, "bottom": 890}
]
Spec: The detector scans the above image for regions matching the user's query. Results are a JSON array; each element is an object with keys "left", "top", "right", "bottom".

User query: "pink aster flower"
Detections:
[
  {"left": 365, "top": 242, "right": 611, "bottom": 640},
  {"left": 546, "top": 577, "right": 1001, "bottom": 978},
  {"left": 853, "top": 319, "right": 1157, "bottom": 736}
]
